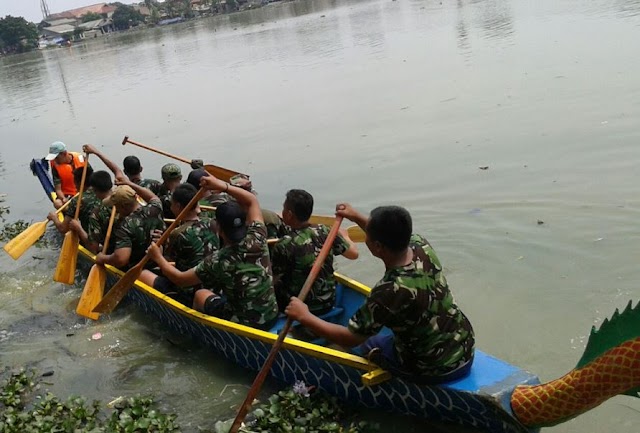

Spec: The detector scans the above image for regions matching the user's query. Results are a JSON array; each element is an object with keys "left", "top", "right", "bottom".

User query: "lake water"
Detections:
[{"left": 1, "top": 0, "right": 639, "bottom": 431}]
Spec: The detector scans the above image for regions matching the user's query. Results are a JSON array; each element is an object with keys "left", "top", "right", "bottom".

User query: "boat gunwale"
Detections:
[{"left": 78, "top": 245, "right": 380, "bottom": 372}]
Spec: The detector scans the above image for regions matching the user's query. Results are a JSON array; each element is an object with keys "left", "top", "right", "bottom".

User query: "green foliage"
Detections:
[
  {"left": 112, "top": 5, "right": 145, "bottom": 30},
  {"left": 0, "top": 16, "right": 38, "bottom": 53},
  {"left": 0, "top": 369, "right": 180, "bottom": 433},
  {"left": 239, "top": 383, "right": 377, "bottom": 433},
  {"left": 81, "top": 12, "right": 104, "bottom": 23}
]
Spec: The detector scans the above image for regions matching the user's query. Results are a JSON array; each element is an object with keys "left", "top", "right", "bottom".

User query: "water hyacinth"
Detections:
[{"left": 292, "top": 380, "right": 312, "bottom": 398}]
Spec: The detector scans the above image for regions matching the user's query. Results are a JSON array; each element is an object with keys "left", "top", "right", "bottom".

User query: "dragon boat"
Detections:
[{"left": 28, "top": 158, "right": 640, "bottom": 432}]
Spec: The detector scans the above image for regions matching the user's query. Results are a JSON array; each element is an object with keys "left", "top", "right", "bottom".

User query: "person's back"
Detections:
[
  {"left": 123, "top": 155, "right": 160, "bottom": 191},
  {"left": 272, "top": 189, "right": 357, "bottom": 314},
  {"left": 353, "top": 233, "right": 474, "bottom": 378},
  {"left": 166, "top": 218, "right": 219, "bottom": 272}
]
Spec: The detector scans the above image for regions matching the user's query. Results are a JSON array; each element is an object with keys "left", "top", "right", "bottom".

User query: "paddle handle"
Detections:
[
  {"left": 123, "top": 136, "right": 191, "bottom": 164},
  {"left": 101, "top": 206, "right": 117, "bottom": 255},
  {"left": 229, "top": 216, "right": 344, "bottom": 433},
  {"left": 73, "top": 153, "right": 90, "bottom": 220}
]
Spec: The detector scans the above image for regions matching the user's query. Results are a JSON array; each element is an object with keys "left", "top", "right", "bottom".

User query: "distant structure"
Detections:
[{"left": 40, "top": 0, "right": 51, "bottom": 20}]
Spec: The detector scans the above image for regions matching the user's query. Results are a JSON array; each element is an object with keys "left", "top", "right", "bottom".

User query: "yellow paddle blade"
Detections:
[
  {"left": 347, "top": 225, "right": 366, "bottom": 243},
  {"left": 202, "top": 164, "right": 243, "bottom": 183},
  {"left": 76, "top": 264, "right": 106, "bottom": 320},
  {"left": 92, "top": 263, "right": 143, "bottom": 314},
  {"left": 2, "top": 220, "right": 49, "bottom": 260},
  {"left": 53, "top": 231, "right": 79, "bottom": 284}
]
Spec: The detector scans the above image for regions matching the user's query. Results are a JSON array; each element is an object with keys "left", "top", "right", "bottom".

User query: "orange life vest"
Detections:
[{"left": 50, "top": 152, "right": 86, "bottom": 196}]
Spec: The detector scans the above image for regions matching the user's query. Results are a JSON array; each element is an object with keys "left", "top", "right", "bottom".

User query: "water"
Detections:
[{"left": 1, "top": 0, "right": 640, "bottom": 431}]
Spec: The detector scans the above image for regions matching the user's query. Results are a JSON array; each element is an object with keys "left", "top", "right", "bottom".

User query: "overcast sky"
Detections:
[{"left": 1, "top": 0, "right": 139, "bottom": 23}]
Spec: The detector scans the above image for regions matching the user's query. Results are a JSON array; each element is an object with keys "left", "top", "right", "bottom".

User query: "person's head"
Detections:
[
  {"left": 72, "top": 165, "right": 94, "bottom": 190},
  {"left": 282, "top": 189, "right": 313, "bottom": 225},
  {"left": 365, "top": 206, "right": 412, "bottom": 258},
  {"left": 123, "top": 156, "right": 142, "bottom": 180},
  {"left": 102, "top": 185, "right": 138, "bottom": 216},
  {"left": 170, "top": 183, "right": 199, "bottom": 217},
  {"left": 161, "top": 163, "right": 182, "bottom": 191},
  {"left": 45, "top": 141, "right": 70, "bottom": 164},
  {"left": 186, "top": 168, "right": 207, "bottom": 188},
  {"left": 88, "top": 170, "right": 113, "bottom": 200},
  {"left": 215, "top": 201, "right": 247, "bottom": 244}
]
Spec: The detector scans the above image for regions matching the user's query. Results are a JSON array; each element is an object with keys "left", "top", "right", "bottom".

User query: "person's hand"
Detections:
[
  {"left": 68, "top": 219, "right": 82, "bottom": 234},
  {"left": 190, "top": 159, "right": 204, "bottom": 169},
  {"left": 199, "top": 172, "right": 225, "bottom": 192},
  {"left": 335, "top": 203, "right": 359, "bottom": 222},
  {"left": 95, "top": 252, "right": 107, "bottom": 265},
  {"left": 82, "top": 144, "right": 98, "bottom": 155},
  {"left": 150, "top": 229, "right": 163, "bottom": 244},
  {"left": 114, "top": 174, "right": 129, "bottom": 186},
  {"left": 285, "top": 297, "right": 310, "bottom": 322},
  {"left": 47, "top": 211, "right": 58, "bottom": 221},
  {"left": 146, "top": 243, "right": 163, "bottom": 262}
]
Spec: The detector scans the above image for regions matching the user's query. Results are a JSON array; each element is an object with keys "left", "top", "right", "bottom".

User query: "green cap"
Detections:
[{"left": 161, "top": 163, "right": 182, "bottom": 180}]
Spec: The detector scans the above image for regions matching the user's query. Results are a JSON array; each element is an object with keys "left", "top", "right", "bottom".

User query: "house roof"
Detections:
[
  {"left": 44, "top": 18, "right": 77, "bottom": 26},
  {"left": 47, "top": 3, "right": 111, "bottom": 20},
  {"left": 43, "top": 24, "right": 77, "bottom": 35},
  {"left": 78, "top": 18, "right": 110, "bottom": 30}
]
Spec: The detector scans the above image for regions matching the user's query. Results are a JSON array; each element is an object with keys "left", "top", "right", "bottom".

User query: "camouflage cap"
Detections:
[
  {"left": 161, "top": 163, "right": 182, "bottom": 180},
  {"left": 103, "top": 185, "right": 137, "bottom": 207}
]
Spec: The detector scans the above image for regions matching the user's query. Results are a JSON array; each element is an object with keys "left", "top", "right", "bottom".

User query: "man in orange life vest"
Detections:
[{"left": 45, "top": 141, "right": 87, "bottom": 209}]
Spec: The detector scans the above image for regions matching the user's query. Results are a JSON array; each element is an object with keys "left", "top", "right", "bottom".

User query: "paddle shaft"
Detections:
[
  {"left": 229, "top": 216, "right": 344, "bottom": 433},
  {"left": 101, "top": 206, "right": 117, "bottom": 254},
  {"left": 122, "top": 136, "right": 190, "bottom": 164},
  {"left": 92, "top": 187, "right": 206, "bottom": 314},
  {"left": 73, "top": 154, "right": 90, "bottom": 220},
  {"left": 44, "top": 193, "right": 77, "bottom": 226}
]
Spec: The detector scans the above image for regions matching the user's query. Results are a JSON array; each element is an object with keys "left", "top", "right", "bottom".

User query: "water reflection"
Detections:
[{"left": 0, "top": 52, "right": 47, "bottom": 114}]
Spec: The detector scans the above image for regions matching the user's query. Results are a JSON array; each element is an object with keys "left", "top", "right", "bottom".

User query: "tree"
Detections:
[
  {"left": 112, "top": 5, "right": 145, "bottom": 30},
  {"left": 0, "top": 16, "right": 38, "bottom": 53},
  {"left": 81, "top": 12, "right": 103, "bottom": 23}
]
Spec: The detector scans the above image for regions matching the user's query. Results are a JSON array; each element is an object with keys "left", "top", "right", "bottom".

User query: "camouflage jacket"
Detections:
[
  {"left": 198, "top": 193, "right": 230, "bottom": 220},
  {"left": 348, "top": 234, "right": 475, "bottom": 378},
  {"left": 194, "top": 221, "right": 278, "bottom": 328},
  {"left": 86, "top": 204, "right": 114, "bottom": 249},
  {"left": 136, "top": 178, "right": 161, "bottom": 191},
  {"left": 166, "top": 217, "right": 220, "bottom": 271},
  {"left": 64, "top": 189, "right": 110, "bottom": 237},
  {"left": 113, "top": 198, "right": 166, "bottom": 269},
  {"left": 149, "top": 183, "right": 174, "bottom": 219},
  {"left": 262, "top": 209, "right": 286, "bottom": 239},
  {"left": 271, "top": 224, "right": 349, "bottom": 313}
]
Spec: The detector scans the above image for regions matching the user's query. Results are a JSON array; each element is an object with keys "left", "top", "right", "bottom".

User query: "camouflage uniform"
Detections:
[
  {"left": 64, "top": 189, "right": 110, "bottom": 240},
  {"left": 198, "top": 193, "right": 230, "bottom": 220},
  {"left": 149, "top": 183, "right": 175, "bottom": 219},
  {"left": 194, "top": 221, "right": 278, "bottom": 328},
  {"left": 136, "top": 178, "right": 161, "bottom": 191},
  {"left": 113, "top": 198, "right": 166, "bottom": 270},
  {"left": 348, "top": 234, "right": 475, "bottom": 378},
  {"left": 262, "top": 208, "right": 286, "bottom": 239},
  {"left": 271, "top": 224, "right": 349, "bottom": 314}
]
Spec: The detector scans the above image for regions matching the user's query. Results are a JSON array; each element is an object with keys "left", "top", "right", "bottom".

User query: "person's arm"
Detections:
[
  {"left": 147, "top": 243, "right": 202, "bottom": 287},
  {"left": 118, "top": 176, "right": 159, "bottom": 203},
  {"left": 335, "top": 203, "right": 368, "bottom": 231},
  {"left": 96, "top": 247, "right": 131, "bottom": 268},
  {"left": 200, "top": 173, "right": 262, "bottom": 224},
  {"left": 47, "top": 212, "right": 71, "bottom": 234},
  {"left": 68, "top": 218, "right": 91, "bottom": 249},
  {"left": 83, "top": 144, "right": 125, "bottom": 179},
  {"left": 285, "top": 298, "right": 367, "bottom": 347},
  {"left": 337, "top": 228, "right": 359, "bottom": 260}
]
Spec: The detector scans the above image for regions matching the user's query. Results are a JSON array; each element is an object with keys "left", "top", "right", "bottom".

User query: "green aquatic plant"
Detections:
[
  {"left": 238, "top": 381, "right": 377, "bottom": 433},
  {"left": 0, "top": 369, "right": 179, "bottom": 432}
]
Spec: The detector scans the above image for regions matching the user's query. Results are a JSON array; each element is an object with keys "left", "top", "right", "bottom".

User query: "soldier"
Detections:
[
  {"left": 123, "top": 155, "right": 161, "bottom": 191},
  {"left": 146, "top": 172, "right": 279, "bottom": 330},
  {"left": 186, "top": 168, "right": 229, "bottom": 221},
  {"left": 95, "top": 177, "right": 165, "bottom": 270},
  {"left": 271, "top": 189, "right": 358, "bottom": 314},
  {"left": 286, "top": 204, "right": 475, "bottom": 384},
  {"left": 47, "top": 167, "right": 112, "bottom": 253},
  {"left": 139, "top": 183, "right": 219, "bottom": 305},
  {"left": 150, "top": 163, "right": 182, "bottom": 218}
]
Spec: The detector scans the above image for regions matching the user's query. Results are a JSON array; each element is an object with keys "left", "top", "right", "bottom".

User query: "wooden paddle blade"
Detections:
[
  {"left": 347, "top": 225, "right": 366, "bottom": 243},
  {"left": 92, "top": 263, "right": 143, "bottom": 314},
  {"left": 76, "top": 264, "right": 106, "bottom": 320},
  {"left": 53, "top": 231, "right": 79, "bottom": 284},
  {"left": 308, "top": 215, "right": 336, "bottom": 226},
  {"left": 202, "top": 164, "right": 244, "bottom": 183},
  {"left": 2, "top": 220, "right": 48, "bottom": 260}
]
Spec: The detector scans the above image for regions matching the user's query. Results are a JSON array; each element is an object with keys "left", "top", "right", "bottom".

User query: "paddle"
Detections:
[
  {"left": 92, "top": 187, "right": 206, "bottom": 315},
  {"left": 121, "top": 135, "right": 245, "bottom": 182},
  {"left": 76, "top": 206, "right": 117, "bottom": 320},
  {"left": 2, "top": 195, "right": 77, "bottom": 260},
  {"left": 229, "top": 216, "right": 344, "bottom": 433},
  {"left": 53, "top": 155, "right": 90, "bottom": 284}
]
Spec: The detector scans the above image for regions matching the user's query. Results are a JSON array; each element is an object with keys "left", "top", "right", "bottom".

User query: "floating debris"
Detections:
[{"left": 479, "top": 166, "right": 489, "bottom": 170}]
